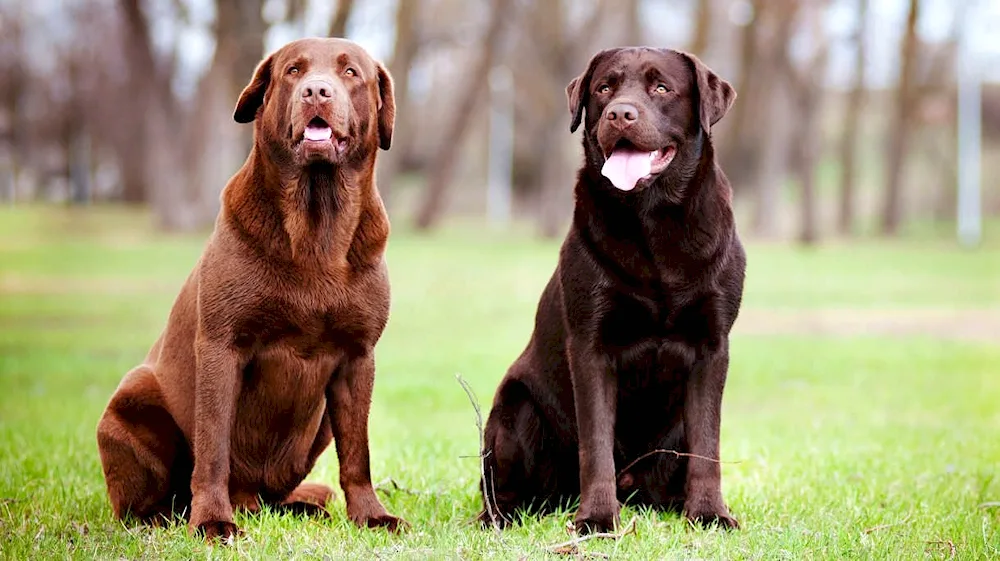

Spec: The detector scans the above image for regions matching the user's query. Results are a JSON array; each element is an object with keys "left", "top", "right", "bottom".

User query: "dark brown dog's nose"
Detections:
[
  {"left": 301, "top": 79, "right": 334, "bottom": 104},
  {"left": 605, "top": 103, "right": 639, "bottom": 126}
]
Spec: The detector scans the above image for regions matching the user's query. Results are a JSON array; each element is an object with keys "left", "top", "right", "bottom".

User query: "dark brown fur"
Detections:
[
  {"left": 479, "top": 48, "right": 744, "bottom": 533},
  {"left": 96, "top": 38, "right": 404, "bottom": 540}
]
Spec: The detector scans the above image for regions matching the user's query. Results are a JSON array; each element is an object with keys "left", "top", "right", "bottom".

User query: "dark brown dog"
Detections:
[
  {"left": 96, "top": 38, "right": 403, "bottom": 540},
  {"left": 479, "top": 47, "right": 743, "bottom": 533}
]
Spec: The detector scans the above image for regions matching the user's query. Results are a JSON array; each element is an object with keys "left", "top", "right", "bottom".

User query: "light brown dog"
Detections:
[{"left": 96, "top": 38, "right": 403, "bottom": 540}]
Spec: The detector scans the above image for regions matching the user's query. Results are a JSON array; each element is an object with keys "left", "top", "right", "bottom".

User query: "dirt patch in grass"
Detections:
[{"left": 737, "top": 308, "right": 1000, "bottom": 343}]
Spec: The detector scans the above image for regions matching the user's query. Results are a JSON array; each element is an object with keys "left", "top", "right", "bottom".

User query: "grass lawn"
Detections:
[{"left": 1, "top": 205, "right": 999, "bottom": 559}]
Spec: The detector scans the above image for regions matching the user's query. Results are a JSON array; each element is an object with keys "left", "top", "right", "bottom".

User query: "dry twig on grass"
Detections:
[
  {"left": 455, "top": 374, "right": 506, "bottom": 534},
  {"left": 977, "top": 501, "right": 1000, "bottom": 509},
  {"left": 861, "top": 514, "right": 912, "bottom": 534},
  {"left": 924, "top": 539, "right": 957, "bottom": 559},
  {"left": 545, "top": 515, "right": 638, "bottom": 557},
  {"left": 374, "top": 478, "right": 424, "bottom": 496}
]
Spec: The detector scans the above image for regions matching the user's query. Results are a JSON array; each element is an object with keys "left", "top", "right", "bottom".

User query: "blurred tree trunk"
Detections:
[
  {"left": 329, "top": 0, "right": 355, "bottom": 37},
  {"left": 376, "top": 0, "right": 420, "bottom": 212},
  {"left": 689, "top": 0, "right": 712, "bottom": 56},
  {"left": 880, "top": 0, "right": 919, "bottom": 236},
  {"left": 533, "top": 0, "right": 569, "bottom": 238},
  {"left": 64, "top": 57, "right": 91, "bottom": 204},
  {"left": 749, "top": 0, "right": 798, "bottom": 237},
  {"left": 536, "top": 0, "right": 609, "bottom": 238},
  {"left": 1, "top": 11, "right": 27, "bottom": 202},
  {"left": 414, "top": 0, "right": 514, "bottom": 231},
  {"left": 118, "top": 0, "right": 156, "bottom": 205},
  {"left": 187, "top": 0, "right": 266, "bottom": 229},
  {"left": 784, "top": 2, "right": 830, "bottom": 246},
  {"left": 837, "top": 0, "right": 868, "bottom": 235},
  {"left": 119, "top": 0, "right": 187, "bottom": 228},
  {"left": 721, "top": 0, "right": 765, "bottom": 193},
  {"left": 624, "top": 0, "right": 643, "bottom": 45}
]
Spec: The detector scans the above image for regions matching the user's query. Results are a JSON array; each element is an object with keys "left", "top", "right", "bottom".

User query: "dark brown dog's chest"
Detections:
[{"left": 599, "top": 283, "right": 717, "bottom": 361}]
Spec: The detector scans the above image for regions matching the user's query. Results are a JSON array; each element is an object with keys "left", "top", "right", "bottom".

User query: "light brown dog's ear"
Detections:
[
  {"left": 234, "top": 54, "right": 274, "bottom": 124},
  {"left": 376, "top": 62, "right": 395, "bottom": 151},
  {"left": 566, "top": 48, "right": 617, "bottom": 133},
  {"left": 678, "top": 51, "right": 736, "bottom": 134}
]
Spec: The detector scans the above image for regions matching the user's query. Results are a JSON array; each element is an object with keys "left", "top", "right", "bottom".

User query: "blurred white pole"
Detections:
[
  {"left": 487, "top": 65, "right": 513, "bottom": 227},
  {"left": 957, "top": 1, "right": 982, "bottom": 247}
]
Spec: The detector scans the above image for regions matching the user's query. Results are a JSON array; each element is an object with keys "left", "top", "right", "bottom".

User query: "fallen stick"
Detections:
[
  {"left": 545, "top": 515, "right": 639, "bottom": 556},
  {"left": 616, "top": 449, "right": 741, "bottom": 479},
  {"left": 862, "top": 514, "right": 912, "bottom": 534}
]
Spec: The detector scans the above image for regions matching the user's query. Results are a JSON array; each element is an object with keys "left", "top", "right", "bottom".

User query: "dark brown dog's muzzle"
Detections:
[{"left": 605, "top": 102, "right": 639, "bottom": 129}]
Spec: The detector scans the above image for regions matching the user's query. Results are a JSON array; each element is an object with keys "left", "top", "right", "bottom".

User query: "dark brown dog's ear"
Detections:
[
  {"left": 234, "top": 54, "right": 274, "bottom": 124},
  {"left": 376, "top": 62, "right": 395, "bottom": 151},
  {"left": 679, "top": 51, "right": 736, "bottom": 134},
  {"left": 566, "top": 48, "right": 617, "bottom": 133}
]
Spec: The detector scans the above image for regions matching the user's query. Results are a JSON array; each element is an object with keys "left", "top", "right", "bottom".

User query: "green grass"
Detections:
[{"left": 1, "top": 205, "right": 999, "bottom": 559}]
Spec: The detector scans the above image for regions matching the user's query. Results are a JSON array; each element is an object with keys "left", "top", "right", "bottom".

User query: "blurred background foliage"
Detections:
[{"left": 0, "top": 0, "right": 998, "bottom": 243}]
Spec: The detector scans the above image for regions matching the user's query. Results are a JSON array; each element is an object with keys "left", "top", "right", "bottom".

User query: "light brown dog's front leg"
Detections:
[
  {"left": 328, "top": 352, "right": 406, "bottom": 532},
  {"left": 189, "top": 338, "right": 244, "bottom": 541}
]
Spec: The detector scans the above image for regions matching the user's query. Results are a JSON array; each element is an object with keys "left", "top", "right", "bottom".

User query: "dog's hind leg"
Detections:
[
  {"left": 277, "top": 482, "right": 336, "bottom": 517},
  {"left": 97, "top": 365, "right": 191, "bottom": 525},
  {"left": 480, "top": 380, "right": 572, "bottom": 528}
]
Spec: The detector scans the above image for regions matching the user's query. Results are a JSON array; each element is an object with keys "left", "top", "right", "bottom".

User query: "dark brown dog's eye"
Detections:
[
  {"left": 345, "top": 68, "right": 357, "bottom": 77},
  {"left": 597, "top": 84, "right": 611, "bottom": 94},
  {"left": 655, "top": 84, "right": 669, "bottom": 94},
  {"left": 288, "top": 66, "right": 299, "bottom": 76}
]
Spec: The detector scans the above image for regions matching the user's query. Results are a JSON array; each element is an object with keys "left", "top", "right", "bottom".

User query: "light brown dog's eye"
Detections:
[
  {"left": 345, "top": 68, "right": 357, "bottom": 77},
  {"left": 597, "top": 85, "right": 611, "bottom": 94},
  {"left": 656, "top": 84, "right": 668, "bottom": 94},
  {"left": 288, "top": 66, "right": 299, "bottom": 75}
]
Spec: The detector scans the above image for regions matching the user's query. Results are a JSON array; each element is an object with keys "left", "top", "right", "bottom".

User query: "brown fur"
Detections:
[
  {"left": 96, "top": 38, "right": 404, "bottom": 541},
  {"left": 479, "top": 48, "right": 743, "bottom": 533}
]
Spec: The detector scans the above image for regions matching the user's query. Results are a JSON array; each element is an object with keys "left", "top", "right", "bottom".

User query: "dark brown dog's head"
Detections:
[
  {"left": 567, "top": 47, "right": 735, "bottom": 193},
  {"left": 233, "top": 37, "right": 395, "bottom": 168}
]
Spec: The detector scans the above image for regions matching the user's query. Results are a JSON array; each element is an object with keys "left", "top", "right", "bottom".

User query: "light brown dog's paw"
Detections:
[
  {"left": 193, "top": 519, "right": 243, "bottom": 543},
  {"left": 357, "top": 513, "right": 409, "bottom": 533}
]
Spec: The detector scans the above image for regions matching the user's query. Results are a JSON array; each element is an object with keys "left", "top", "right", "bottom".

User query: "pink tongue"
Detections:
[
  {"left": 304, "top": 124, "right": 332, "bottom": 141},
  {"left": 601, "top": 148, "right": 653, "bottom": 191}
]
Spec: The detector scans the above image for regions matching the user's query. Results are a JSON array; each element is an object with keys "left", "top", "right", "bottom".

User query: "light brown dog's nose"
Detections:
[
  {"left": 301, "top": 79, "right": 334, "bottom": 104},
  {"left": 605, "top": 102, "right": 638, "bottom": 126}
]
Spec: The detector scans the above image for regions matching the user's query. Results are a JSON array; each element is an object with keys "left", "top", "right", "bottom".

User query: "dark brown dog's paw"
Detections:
[
  {"left": 684, "top": 504, "right": 739, "bottom": 530},
  {"left": 574, "top": 509, "right": 620, "bottom": 535},
  {"left": 477, "top": 508, "right": 512, "bottom": 530},
  {"left": 193, "top": 519, "right": 243, "bottom": 543}
]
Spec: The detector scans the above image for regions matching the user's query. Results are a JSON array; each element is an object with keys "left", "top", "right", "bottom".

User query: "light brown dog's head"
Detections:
[
  {"left": 566, "top": 47, "right": 735, "bottom": 193},
  {"left": 234, "top": 38, "right": 395, "bottom": 168}
]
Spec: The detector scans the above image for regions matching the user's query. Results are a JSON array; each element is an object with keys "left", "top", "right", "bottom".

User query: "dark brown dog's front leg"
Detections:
[
  {"left": 188, "top": 339, "right": 244, "bottom": 541},
  {"left": 568, "top": 338, "right": 620, "bottom": 534},
  {"left": 328, "top": 352, "right": 405, "bottom": 532},
  {"left": 682, "top": 339, "right": 738, "bottom": 529}
]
